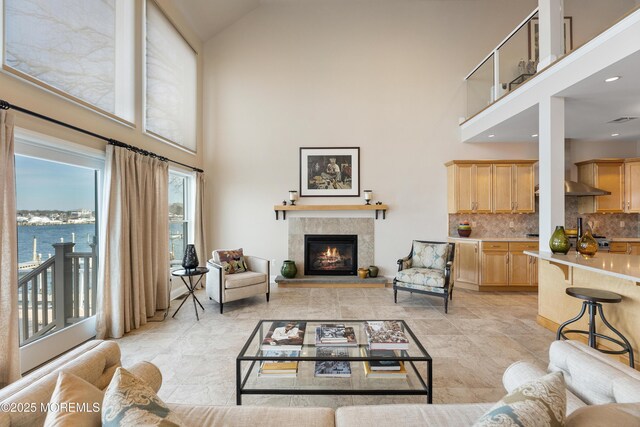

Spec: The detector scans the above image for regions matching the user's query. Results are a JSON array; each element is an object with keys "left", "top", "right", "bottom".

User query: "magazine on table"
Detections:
[
  {"left": 364, "top": 321, "right": 409, "bottom": 350},
  {"left": 314, "top": 347, "right": 352, "bottom": 377},
  {"left": 260, "top": 349, "right": 300, "bottom": 372},
  {"left": 315, "top": 325, "right": 357, "bottom": 346},
  {"left": 361, "top": 347, "right": 402, "bottom": 370},
  {"left": 261, "top": 321, "right": 307, "bottom": 350}
]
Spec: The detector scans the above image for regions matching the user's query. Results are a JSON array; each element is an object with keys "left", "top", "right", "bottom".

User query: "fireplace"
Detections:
[{"left": 304, "top": 235, "right": 357, "bottom": 276}]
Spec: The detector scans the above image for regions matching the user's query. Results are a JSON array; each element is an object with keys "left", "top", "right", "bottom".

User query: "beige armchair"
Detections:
[{"left": 206, "top": 249, "right": 270, "bottom": 313}]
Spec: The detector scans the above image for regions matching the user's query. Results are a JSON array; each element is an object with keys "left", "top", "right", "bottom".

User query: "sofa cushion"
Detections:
[
  {"left": 102, "top": 368, "right": 183, "bottom": 427},
  {"left": 169, "top": 403, "right": 336, "bottom": 427},
  {"left": 395, "top": 268, "right": 446, "bottom": 290},
  {"left": 44, "top": 372, "right": 103, "bottom": 427},
  {"left": 473, "top": 372, "right": 566, "bottom": 427},
  {"left": 225, "top": 271, "right": 267, "bottom": 289},
  {"left": 411, "top": 241, "right": 448, "bottom": 270},
  {"left": 335, "top": 403, "right": 492, "bottom": 427},
  {"left": 565, "top": 403, "right": 640, "bottom": 427},
  {"left": 214, "top": 248, "right": 248, "bottom": 274}
]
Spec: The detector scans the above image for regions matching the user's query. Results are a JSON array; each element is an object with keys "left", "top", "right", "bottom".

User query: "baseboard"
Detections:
[
  {"left": 537, "top": 314, "right": 638, "bottom": 370},
  {"left": 453, "top": 281, "right": 537, "bottom": 292}
]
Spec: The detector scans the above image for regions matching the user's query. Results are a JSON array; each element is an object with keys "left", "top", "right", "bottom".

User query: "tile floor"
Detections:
[{"left": 114, "top": 285, "right": 555, "bottom": 408}]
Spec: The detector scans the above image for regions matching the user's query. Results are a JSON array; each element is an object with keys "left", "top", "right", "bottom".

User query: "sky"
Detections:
[{"left": 15, "top": 155, "right": 96, "bottom": 211}]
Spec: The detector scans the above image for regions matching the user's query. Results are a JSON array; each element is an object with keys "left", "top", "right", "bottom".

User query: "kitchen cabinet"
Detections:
[
  {"left": 624, "top": 159, "right": 640, "bottom": 213},
  {"left": 576, "top": 159, "right": 625, "bottom": 213},
  {"left": 493, "top": 163, "right": 535, "bottom": 213},
  {"left": 447, "top": 160, "right": 536, "bottom": 214},
  {"left": 454, "top": 240, "right": 479, "bottom": 286},
  {"left": 447, "top": 163, "right": 492, "bottom": 213},
  {"left": 509, "top": 242, "right": 539, "bottom": 286},
  {"left": 481, "top": 242, "right": 509, "bottom": 286},
  {"left": 609, "top": 242, "right": 640, "bottom": 255}
]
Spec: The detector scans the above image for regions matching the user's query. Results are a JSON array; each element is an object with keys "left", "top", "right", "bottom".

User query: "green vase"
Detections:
[
  {"left": 549, "top": 226, "right": 570, "bottom": 254},
  {"left": 368, "top": 265, "right": 379, "bottom": 278},
  {"left": 281, "top": 260, "right": 297, "bottom": 278}
]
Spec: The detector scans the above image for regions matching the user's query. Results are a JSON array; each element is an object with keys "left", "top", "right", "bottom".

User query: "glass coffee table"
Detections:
[{"left": 236, "top": 319, "right": 432, "bottom": 405}]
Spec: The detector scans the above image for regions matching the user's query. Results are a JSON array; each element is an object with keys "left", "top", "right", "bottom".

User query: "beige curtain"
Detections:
[
  {"left": 194, "top": 172, "right": 208, "bottom": 266},
  {"left": 0, "top": 110, "right": 20, "bottom": 387},
  {"left": 96, "top": 146, "right": 169, "bottom": 339}
]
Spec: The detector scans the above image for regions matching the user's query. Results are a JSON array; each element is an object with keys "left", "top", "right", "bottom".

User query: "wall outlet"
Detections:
[
  {"left": 620, "top": 221, "right": 625, "bottom": 228},
  {"left": 509, "top": 221, "right": 515, "bottom": 228},
  {"left": 271, "top": 258, "right": 276, "bottom": 267},
  {"left": 471, "top": 221, "right": 477, "bottom": 228}
]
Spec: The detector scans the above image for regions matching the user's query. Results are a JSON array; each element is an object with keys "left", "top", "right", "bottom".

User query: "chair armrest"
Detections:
[
  {"left": 397, "top": 256, "right": 412, "bottom": 272},
  {"left": 244, "top": 256, "right": 269, "bottom": 274}
]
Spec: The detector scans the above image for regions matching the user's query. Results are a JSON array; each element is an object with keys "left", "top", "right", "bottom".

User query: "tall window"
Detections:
[
  {"left": 169, "top": 171, "right": 194, "bottom": 266},
  {"left": 14, "top": 130, "right": 103, "bottom": 350},
  {"left": 145, "top": 0, "right": 197, "bottom": 151},
  {"left": 3, "top": 0, "right": 134, "bottom": 120}
]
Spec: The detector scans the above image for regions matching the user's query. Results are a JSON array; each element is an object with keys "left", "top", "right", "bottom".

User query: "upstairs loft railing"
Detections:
[{"left": 18, "top": 242, "right": 98, "bottom": 346}]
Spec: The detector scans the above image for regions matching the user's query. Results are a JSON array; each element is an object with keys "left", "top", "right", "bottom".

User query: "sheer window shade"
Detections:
[
  {"left": 3, "top": 0, "right": 134, "bottom": 121},
  {"left": 145, "top": 1, "right": 197, "bottom": 151}
]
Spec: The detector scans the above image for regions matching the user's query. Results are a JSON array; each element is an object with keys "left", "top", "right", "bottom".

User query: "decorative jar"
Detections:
[
  {"left": 368, "top": 265, "right": 379, "bottom": 278},
  {"left": 357, "top": 268, "right": 369, "bottom": 279},
  {"left": 182, "top": 244, "right": 199, "bottom": 270},
  {"left": 577, "top": 229, "right": 598, "bottom": 257},
  {"left": 549, "top": 226, "right": 570, "bottom": 254},
  {"left": 281, "top": 260, "right": 297, "bottom": 278}
]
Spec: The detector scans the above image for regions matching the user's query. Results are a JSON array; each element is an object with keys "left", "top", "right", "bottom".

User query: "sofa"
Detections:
[{"left": 0, "top": 339, "right": 638, "bottom": 426}]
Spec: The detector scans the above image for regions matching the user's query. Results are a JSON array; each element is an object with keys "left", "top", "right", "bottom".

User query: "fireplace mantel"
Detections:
[{"left": 274, "top": 204, "right": 388, "bottom": 220}]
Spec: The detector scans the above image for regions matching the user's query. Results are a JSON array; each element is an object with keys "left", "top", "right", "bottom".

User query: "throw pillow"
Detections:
[
  {"left": 44, "top": 372, "right": 104, "bottom": 427},
  {"left": 473, "top": 372, "right": 567, "bottom": 427},
  {"left": 102, "top": 367, "right": 183, "bottom": 427},
  {"left": 411, "top": 241, "right": 449, "bottom": 270},
  {"left": 215, "top": 248, "right": 248, "bottom": 274}
]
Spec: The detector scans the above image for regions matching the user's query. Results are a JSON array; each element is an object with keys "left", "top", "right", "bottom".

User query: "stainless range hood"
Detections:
[{"left": 535, "top": 181, "right": 611, "bottom": 196}]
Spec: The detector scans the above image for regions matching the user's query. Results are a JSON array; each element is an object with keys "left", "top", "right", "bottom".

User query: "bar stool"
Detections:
[{"left": 556, "top": 287, "right": 634, "bottom": 368}]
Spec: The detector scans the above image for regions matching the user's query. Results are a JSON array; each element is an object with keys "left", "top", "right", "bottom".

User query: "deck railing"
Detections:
[{"left": 17, "top": 242, "right": 98, "bottom": 346}]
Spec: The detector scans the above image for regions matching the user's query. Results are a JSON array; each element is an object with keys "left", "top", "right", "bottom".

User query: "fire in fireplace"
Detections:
[{"left": 304, "top": 235, "right": 357, "bottom": 276}]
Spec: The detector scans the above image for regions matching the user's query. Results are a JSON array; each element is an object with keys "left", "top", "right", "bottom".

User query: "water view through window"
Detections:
[{"left": 15, "top": 155, "right": 98, "bottom": 346}]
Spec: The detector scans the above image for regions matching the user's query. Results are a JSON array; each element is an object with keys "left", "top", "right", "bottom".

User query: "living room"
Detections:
[{"left": 1, "top": 0, "right": 640, "bottom": 426}]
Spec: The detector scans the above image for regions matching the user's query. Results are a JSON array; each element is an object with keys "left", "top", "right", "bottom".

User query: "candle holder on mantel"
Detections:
[
  {"left": 364, "top": 190, "right": 373, "bottom": 205},
  {"left": 289, "top": 190, "right": 298, "bottom": 206}
]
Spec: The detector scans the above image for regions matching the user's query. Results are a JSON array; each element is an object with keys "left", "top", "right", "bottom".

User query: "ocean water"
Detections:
[{"left": 17, "top": 224, "right": 97, "bottom": 264}]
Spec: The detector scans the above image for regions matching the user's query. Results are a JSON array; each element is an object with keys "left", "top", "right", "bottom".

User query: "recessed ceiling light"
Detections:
[
  {"left": 611, "top": 133, "right": 620, "bottom": 137},
  {"left": 531, "top": 134, "right": 538, "bottom": 137},
  {"left": 488, "top": 134, "right": 495, "bottom": 138},
  {"left": 605, "top": 76, "right": 621, "bottom": 82}
]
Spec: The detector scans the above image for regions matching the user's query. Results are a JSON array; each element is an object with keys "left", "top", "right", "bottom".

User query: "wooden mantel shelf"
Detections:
[{"left": 273, "top": 204, "right": 388, "bottom": 220}]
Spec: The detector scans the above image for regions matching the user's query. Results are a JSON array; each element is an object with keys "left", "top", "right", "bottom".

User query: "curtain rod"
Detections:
[{"left": 0, "top": 99, "right": 204, "bottom": 173}]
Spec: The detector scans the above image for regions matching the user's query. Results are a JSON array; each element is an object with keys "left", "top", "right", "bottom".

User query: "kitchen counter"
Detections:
[
  {"left": 448, "top": 236, "right": 539, "bottom": 242},
  {"left": 608, "top": 237, "right": 640, "bottom": 242},
  {"left": 525, "top": 250, "right": 640, "bottom": 283}
]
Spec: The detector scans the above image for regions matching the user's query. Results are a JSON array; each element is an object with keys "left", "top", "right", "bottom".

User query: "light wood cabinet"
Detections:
[
  {"left": 447, "top": 163, "right": 492, "bottom": 213},
  {"left": 481, "top": 242, "right": 509, "bottom": 286},
  {"left": 624, "top": 160, "right": 640, "bottom": 213},
  {"left": 454, "top": 241, "right": 479, "bottom": 285},
  {"left": 509, "top": 242, "right": 539, "bottom": 286},
  {"left": 447, "top": 160, "right": 536, "bottom": 214},
  {"left": 577, "top": 159, "right": 625, "bottom": 213},
  {"left": 610, "top": 242, "right": 640, "bottom": 255}
]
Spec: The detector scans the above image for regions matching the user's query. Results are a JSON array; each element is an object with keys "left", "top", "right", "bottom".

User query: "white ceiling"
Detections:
[
  {"left": 468, "top": 49, "right": 640, "bottom": 143},
  {"left": 169, "top": 0, "right": 261, "bottom": 41}
]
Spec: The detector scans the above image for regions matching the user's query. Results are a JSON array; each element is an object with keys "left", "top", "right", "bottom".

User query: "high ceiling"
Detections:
[{"left": 169, "top": 0, "right": 261, "bottom": 41}]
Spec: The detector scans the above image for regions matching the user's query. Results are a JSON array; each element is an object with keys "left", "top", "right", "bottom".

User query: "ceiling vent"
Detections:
[{"left": 607, "top": 116, "right": 638, "bottom": 124}]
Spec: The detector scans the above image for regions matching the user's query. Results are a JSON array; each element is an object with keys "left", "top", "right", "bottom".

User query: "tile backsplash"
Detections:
[{"left": 449, "top": 197, "right": 640, "bottom": 238}]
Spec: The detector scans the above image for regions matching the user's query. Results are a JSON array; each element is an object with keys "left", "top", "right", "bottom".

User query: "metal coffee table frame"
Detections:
[{"left": 236, "top": 319, "right": 432, "bottom": 405}]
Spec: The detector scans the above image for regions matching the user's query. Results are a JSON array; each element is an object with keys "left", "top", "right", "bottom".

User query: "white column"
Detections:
[
  {"left": 539, "top": 96, "right": 565, "bottom": 251},
  {"left": 537, "top": 0, "right": 564, "bottom": 71}
]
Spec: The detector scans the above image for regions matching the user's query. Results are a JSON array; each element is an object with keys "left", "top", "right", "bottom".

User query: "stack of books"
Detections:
[
  {"left": 314, "top": 347, "right": 352, "bottom": 377},
  {"left": 361, "top": 348, "right": 407, "bottom": 379},
  {"left": 315, "top": 323, "right": 357, "bottom": 347},
  {"left": 364, "top": 321, "right": 409, "bottom": 350},
  {"left": 258, "top": 349, "right": 299, "bottom": 378},
  {"left": 261, "top": 321, "right": 307, "bottom": 351}
]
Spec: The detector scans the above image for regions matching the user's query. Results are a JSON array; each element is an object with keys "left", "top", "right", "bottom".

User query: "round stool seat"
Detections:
[{"left": 566, "top": 287, "right": 622, "bottom": 304}]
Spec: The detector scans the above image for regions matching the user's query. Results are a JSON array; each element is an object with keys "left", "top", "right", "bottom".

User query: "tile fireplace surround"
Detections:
[{"left": 288, "top": 218, "right": 374, "bottom": 276}]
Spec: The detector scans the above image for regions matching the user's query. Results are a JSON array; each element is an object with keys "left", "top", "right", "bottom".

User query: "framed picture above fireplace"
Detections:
[{"left": 300, "top": 147, "right": 360, "bottom": 197}]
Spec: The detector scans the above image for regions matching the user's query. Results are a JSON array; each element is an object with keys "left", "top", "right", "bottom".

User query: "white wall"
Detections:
[
  {"left": 566, "top": 139, "right": 640, "bottom": 180},
  {"left": 203, "top": 0, "right": 546, "bottom": 277}
]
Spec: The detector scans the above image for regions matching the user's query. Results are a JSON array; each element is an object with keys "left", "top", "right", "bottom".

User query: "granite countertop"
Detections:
[
  {"left": 525, "top": 250, "right": 640, "bottom": 283},
  {"left": 448, "top": 236, "right": 539, "bottom": 242}
]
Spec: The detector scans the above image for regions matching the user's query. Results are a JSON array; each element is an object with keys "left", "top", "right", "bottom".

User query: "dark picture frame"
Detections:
[
  {"left": 300, "top": 147, "right": 360, "bottom": 197},
  {"left": 528, "top": 16, "right": 573, "bottom": 61}
]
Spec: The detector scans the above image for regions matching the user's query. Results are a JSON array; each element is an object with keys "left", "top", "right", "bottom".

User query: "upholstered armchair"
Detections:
[
  {"left": 206, "top": 249, "right": 270, "bottom": 313},
  {"left": 393, "top": 240, "right": 455, "bottom": 313}
]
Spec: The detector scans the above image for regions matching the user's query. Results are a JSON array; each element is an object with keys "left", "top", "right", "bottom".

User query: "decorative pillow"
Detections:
[
  {"left": 44, "top": 372, "right": 104, "bottom": 427},
  {"left": 473, "top": 372, "right": 567, "bottom": 427},
  {"left": 102, "top": 367, "right": 183, "bottom": 427},
  {"left": 214, "top": 248, "right": 248, "bottom": 274},
  {"left": 411, "top": 241, "right": 449, "bottom": 270}
]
